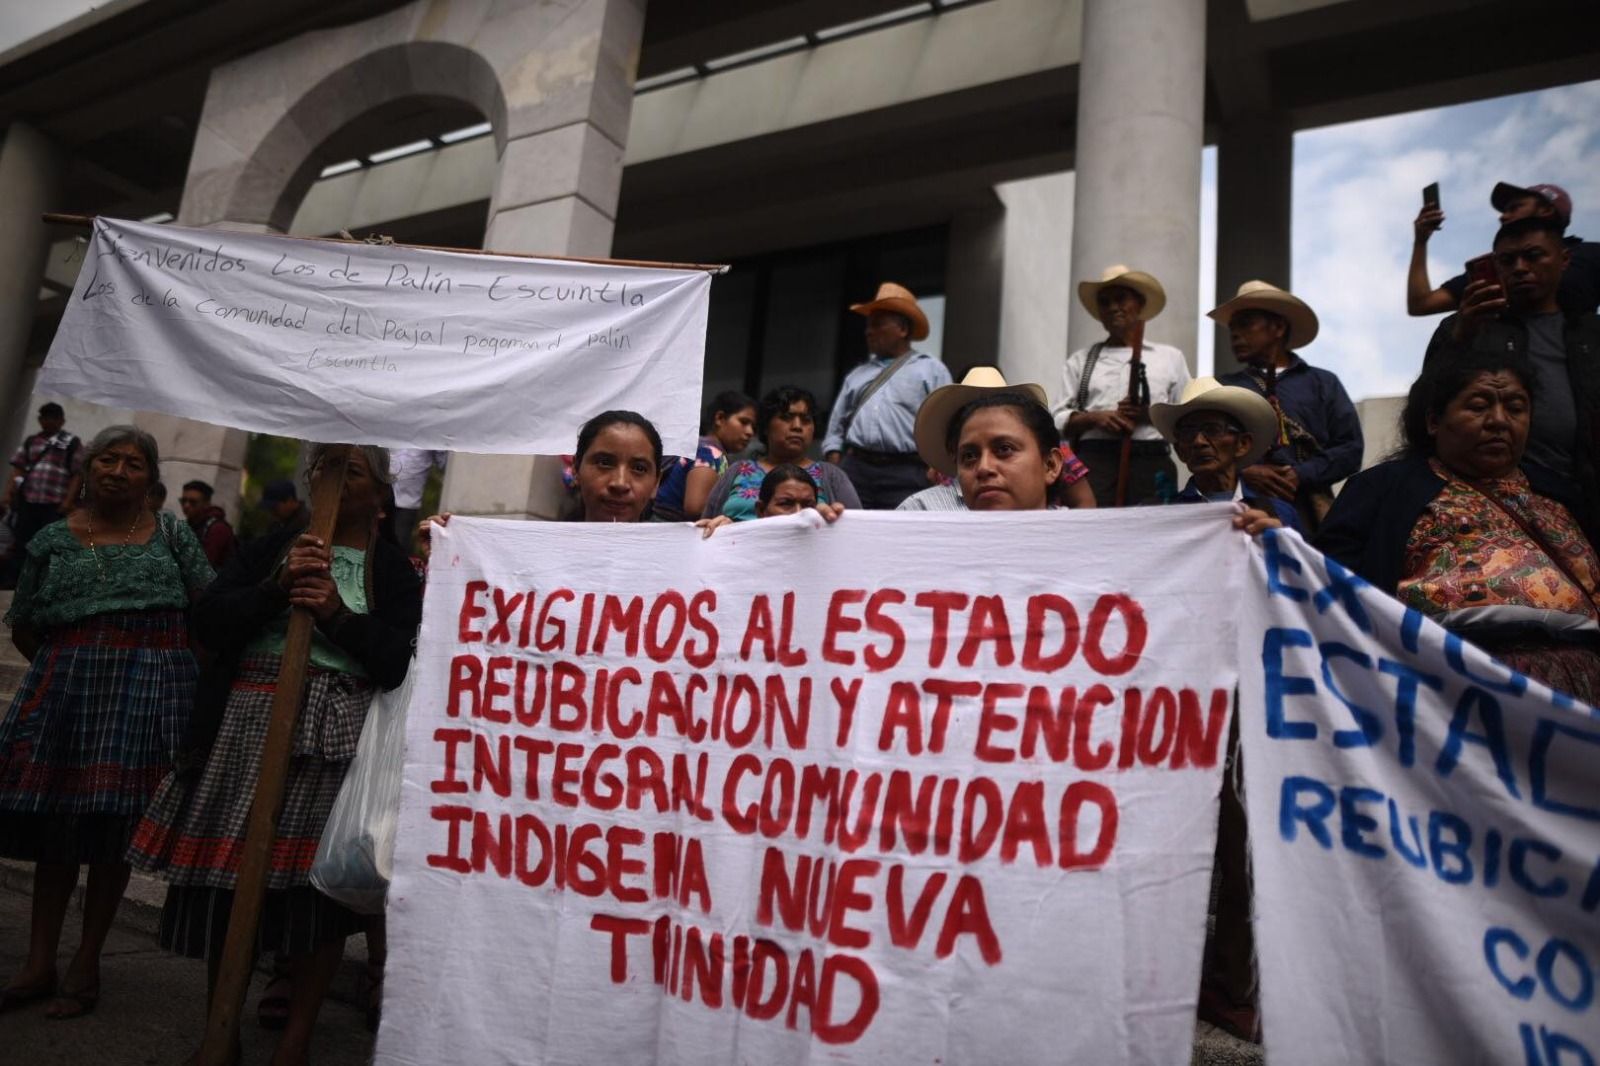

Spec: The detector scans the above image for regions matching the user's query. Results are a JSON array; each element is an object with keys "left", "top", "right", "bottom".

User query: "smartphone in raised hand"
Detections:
[
  {"left": 1465, "top": 253, "right": 1498, "bottom": 288},
  {"left": 1422, "top": 182, "right": 1440, "bottom": 211}
]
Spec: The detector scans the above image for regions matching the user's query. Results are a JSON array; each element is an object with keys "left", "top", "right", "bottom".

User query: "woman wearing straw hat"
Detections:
[
  {"left": 1052, "top": 266, "right": 1192, "bottom": 507},
  {"left": 900, "top": 367, "right": 1095, "bottom": 511},
  {"left": 913, "top": 369, "right": 1085, "bottom": 512},
  {"left": 1211, "top": 280, "right": 1364, "bottom": 531}
]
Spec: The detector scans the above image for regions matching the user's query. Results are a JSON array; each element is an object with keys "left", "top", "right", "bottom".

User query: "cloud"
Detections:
[{"left": 1286, "top": 76, "right": 1600, "bottom": 402}]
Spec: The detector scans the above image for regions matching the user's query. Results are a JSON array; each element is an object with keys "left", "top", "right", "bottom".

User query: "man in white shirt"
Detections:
[{"left": 1051, "top": 265, "right": 1192, "bottom": 507}]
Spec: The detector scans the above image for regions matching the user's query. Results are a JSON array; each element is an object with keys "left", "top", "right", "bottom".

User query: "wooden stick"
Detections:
[
  {"left": 1112, "top": 319, "right": 1146, "bottom": 508},
  {"left": 196, "top": 446, "right": 351, "bottom": 1066},
  {"left": 41, "top": 212, "right": 730, "bottom": 275}
]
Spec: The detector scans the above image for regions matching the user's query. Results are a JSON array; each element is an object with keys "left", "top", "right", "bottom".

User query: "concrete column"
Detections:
[
  {"left": 0, "top": 124, "right": 61, "bottom": 452},
  {"left": 1212, "top": 112, "right": 1293, "bottom": 376},
  {"left": 442, "top": 0, "right": 646, "bottom": 521},
  {"left": 941, "top": 198, "right": 1006, "bottom": 379},
  {"left": 1067, "top": 0, "right": 1206, "bottom": 370}
]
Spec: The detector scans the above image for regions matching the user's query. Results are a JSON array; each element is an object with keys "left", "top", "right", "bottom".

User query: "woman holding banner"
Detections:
[
  {"left": 0, "top": 426, "right": 213, "bottom": 1019},
  {"left": 128, "top": 444, "right": 422, "bottom": 1064},
  {"left": 702, "top": 387, "right": 861, "bottom": 521},
  {"left": 1318, "top": 347, "right": 1600, "bottom": 699}
]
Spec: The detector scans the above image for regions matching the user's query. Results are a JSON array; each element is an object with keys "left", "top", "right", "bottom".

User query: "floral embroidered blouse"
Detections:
[
  {"left": 652, "top": 435, "right": 729, "bottom": 522},
  {"left": 1398, "top": 460, "right": 1600, "bottom": 621},
  {"left": 5, "top": 511, "right": 214, "bottom": 630}
]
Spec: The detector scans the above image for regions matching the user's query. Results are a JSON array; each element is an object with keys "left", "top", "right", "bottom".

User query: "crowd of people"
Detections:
[{"left": 0, "top": 174, "right": 1596, "bottom": 1060}]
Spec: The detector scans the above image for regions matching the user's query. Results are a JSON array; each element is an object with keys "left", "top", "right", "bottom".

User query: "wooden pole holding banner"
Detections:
[
  {"left": 1112, "top": 319, "right": 1146, "bottom": 508},
  {"left": 196, "top": 447, "right": 350, "bottom": 1066},
  {"left": 40, "top": 212, "right": 730, "bottom": 275}
]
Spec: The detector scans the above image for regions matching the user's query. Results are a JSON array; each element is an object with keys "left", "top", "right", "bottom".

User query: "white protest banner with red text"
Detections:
[
  {"left": 39, "top": 217, "right": 709, "bottom": 454},
  {"left": 376, "top": 507, "right": 1248, "bottom": 1065},
  {"left": 1241, "top": 529, "right": 1600, "bottom": 1065}
]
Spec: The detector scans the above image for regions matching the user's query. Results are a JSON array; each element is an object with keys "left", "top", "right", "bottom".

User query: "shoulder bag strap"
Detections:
[
  {"left": 1074, "top": 343, "right": 1106, "bottom": 413},
  {"left": 1465, "top": 480, "right": 1600, "bottom": 614},
  {"left": 837, "top": 351, "right": 916, "bottom": 448}
]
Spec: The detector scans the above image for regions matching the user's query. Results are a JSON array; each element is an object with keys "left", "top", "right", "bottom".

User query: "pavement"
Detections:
[{"left": 0, "top": 878, "right": 376, "bottom": 1065}]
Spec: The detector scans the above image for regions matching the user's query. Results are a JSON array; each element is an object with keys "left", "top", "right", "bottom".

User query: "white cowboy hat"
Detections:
[
  {"left": 1207, "top": 280, "right": 1319, "bottom": 347},
  {"left": 914, "top": 366, "right": 1049, "bottom": 477},
  {"left": 849, "top": 282, "right": 930, "bottom": 341},
  {"left": 1149, "top": 377, "right": 1279, "bottom": 467},
  {"left": 1076, "top": 264, "right": 1167, "bottom": 321}
]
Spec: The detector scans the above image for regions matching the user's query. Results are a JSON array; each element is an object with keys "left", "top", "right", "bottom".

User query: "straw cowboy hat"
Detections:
[
  {"left": 1207, "top": 280, "right": 1320, "bottom": 347},
  {"left": 850, "top": 282, "right": 930, "bottom": 341},
  {"left": 1076, "top": 264, "right": 1167, "bottom": 321},
  {"left": 914, "top": 366, "right": 1048, "bottom": 477},
  {"left": 1149, "top": 377, "right": 1279, "bottom": 467}
]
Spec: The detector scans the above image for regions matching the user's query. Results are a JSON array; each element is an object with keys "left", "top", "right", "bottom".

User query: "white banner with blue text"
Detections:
[
  {"left": 1242, "top": 529, "right": 1600, "bottom": 1065},
  {"left": 39, "top": 217, "right": 710, "bottom": 454}
]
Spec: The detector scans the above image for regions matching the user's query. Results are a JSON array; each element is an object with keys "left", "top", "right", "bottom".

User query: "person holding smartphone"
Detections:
[
  {"left": 1408, "top": 181, "right": 1600, "bottom": 316},
  {"left": 1423, "top": 213, "right": 1600, "bottom": 543}
]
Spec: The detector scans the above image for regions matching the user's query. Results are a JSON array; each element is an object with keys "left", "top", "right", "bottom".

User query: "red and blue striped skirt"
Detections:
[{"left": 0, "top": 609, "right": 197, "bottom": 863}]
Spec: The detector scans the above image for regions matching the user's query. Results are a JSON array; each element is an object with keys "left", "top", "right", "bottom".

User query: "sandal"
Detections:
[
  {"left": 257, "top": 972, "right": 293, "bottom": 1030},
  {"left": 0, "top": 974, "right": 56, "bottom": 1013},
  {"left": 43, "top": 980, "right": 99, "bottom": 1020}
]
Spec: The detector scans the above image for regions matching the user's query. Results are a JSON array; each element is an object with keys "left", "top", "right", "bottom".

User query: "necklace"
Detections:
[{"left": 85, "top": 509, "right": 144, "bottom": 581}]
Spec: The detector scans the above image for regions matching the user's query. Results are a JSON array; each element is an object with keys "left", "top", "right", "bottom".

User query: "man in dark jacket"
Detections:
[
  {"left": 1211, "top": 281, "right": 1364, "bottom": 532},
  {"left": 178, "top": 479, "right": 237, "bottom": 568},
  {"left": 1424, "top": 214, "right": 1600, "bottom": 540}
]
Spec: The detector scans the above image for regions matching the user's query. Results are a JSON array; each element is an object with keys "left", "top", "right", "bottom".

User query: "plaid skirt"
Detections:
[
  {"left": 127, "top": 655, "right": 374, "bottom": 892},
  {"left": 0, "top": 610, "right": 196, "bottom": 863}
]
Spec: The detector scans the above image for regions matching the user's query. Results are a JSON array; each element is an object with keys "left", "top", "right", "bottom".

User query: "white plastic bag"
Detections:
[{"left": 310, "top": 665, "right": 414, "bottom": 914}]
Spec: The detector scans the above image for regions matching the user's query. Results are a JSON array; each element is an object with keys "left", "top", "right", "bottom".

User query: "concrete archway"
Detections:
[
  {"left": 226, "top": 41, "right": 507, "bottom": 234},
  {"left": 166, "top": 0, "right": 644, "bottom": 522}
]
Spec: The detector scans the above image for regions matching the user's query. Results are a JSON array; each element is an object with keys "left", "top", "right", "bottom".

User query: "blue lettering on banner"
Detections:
[
  {"left": 1387, "top": 798, "right": 1427, "bottom": 868},
  {"left": 1439, "top": 688, "right": 1522, "bottom": 799},
  {"left": 1445, "top": 630, "right": 1530, "bottom": 697},
  {"left": 1520, "top": 1024, "right": 1597, "bottom": 1066},
  {"left": 1530, "top": 719, "right": 1600, "bottom": 823},
  {"left": 1262, "top": 530, "right": 1310, "bottom": 602},
  {"left": 1312, "top": 555, "right": 1373, "bottom": 634},
  {"left": 1487, "top": 927, "right": 1538, "bottom": 1000},
  {"left": 1511, "top": 840, "right": 1570, "bottom": 899},
  {"left": 1377, "top": 659, "right": 1443, "bottom": 768},
  {"left": 1400, "top": 605, "right": 1425, "bottom": 654},
  {"left": 1280, "top": 775, "right": 1335, "bottom": 847},
  {"left": 1338, "top": 786, "right": 1386, "bottom": 859},
  {"left": 1264, "top": 628, "right": 1317, "bottom": 740},
  {"left": 1428, "top": 809, "right": 1475, "bottom": 884},
  {"left": 1320, "top": 642, "right": 1382, "bottom": 749}
]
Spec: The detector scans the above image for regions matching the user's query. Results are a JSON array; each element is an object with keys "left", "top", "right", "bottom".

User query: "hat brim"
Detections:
[
  {"left": 850, "top": 297, "right": 930, "bottom": 341},
  {"left": 1206, "top": 293, "right": 1319, "bottom": 348},
  {"left": 1150, "top": 386, "right": 1278, "bottom": 468},
  {"left": 914, "top": 381, "right": 1049, "bottom": 477},
  {"left": 1077, "top": 272, "right": 1167, "bottom": 322},
  {"left": 1490, "top": 181, "right": 1537, "bottom": 212}
]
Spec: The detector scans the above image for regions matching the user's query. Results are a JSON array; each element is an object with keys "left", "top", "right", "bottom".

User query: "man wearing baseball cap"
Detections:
[{"left": 1409, "top": 180, "right": 1600, "bottom": 316}]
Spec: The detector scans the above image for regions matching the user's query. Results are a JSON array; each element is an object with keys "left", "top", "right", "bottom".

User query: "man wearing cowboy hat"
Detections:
[
  {"left": 1409, "top": 181, "right": 1600, "bottom": 316},
  {"left": 1148, "top": 378, "right": 1299, "bottom": 529},
  {"left": 822, "top": 282, "right": 952, "bottom": 509},
  {"left": 1052, "top": 265, "right": 1192, "bottom": 507},
  {"left": 1212, "top": 280, "right": 1363, "bottom": 530},
  {"left": 899, "top": 367, "right": 1095, "bottom": 511}
]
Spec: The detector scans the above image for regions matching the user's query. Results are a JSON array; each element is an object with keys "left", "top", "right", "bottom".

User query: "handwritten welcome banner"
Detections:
[
  {"left": 1242, "top": 530, "right": 1600, "bottom": 1065},
  {"left": 377, "top": 508, "right": 1246, "bottom": 1065},
  {"left": 39, "top": 218, "right": 711, "bottom": 453}
]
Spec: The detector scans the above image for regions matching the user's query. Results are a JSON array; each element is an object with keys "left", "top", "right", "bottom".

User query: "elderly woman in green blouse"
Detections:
[{"left": 0, "top": 426, "right": 213, "bottom": 1019}]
